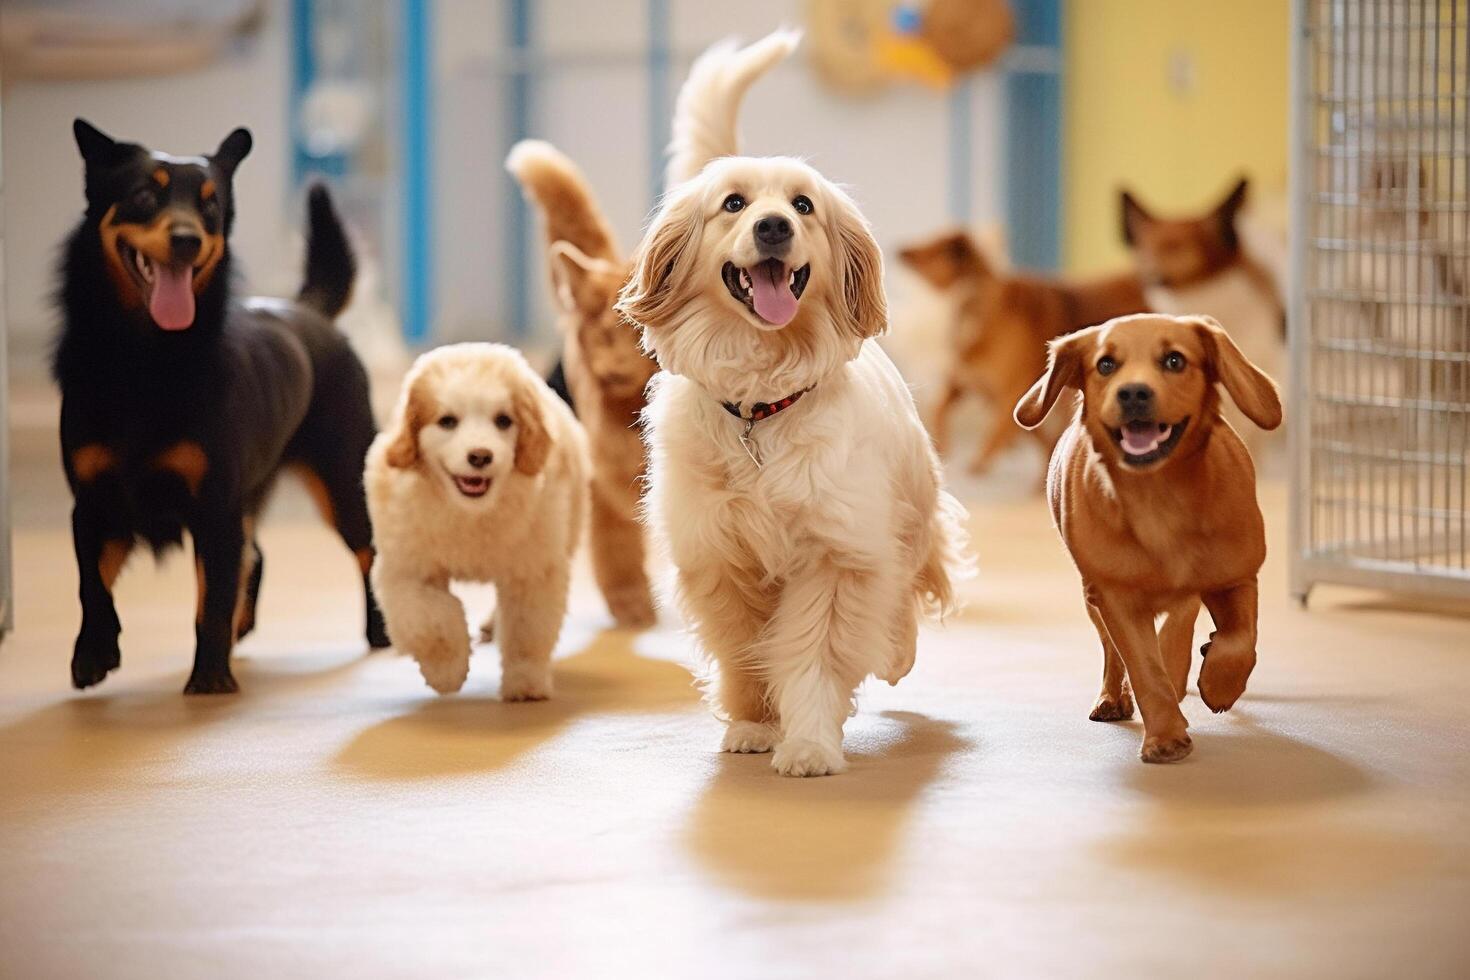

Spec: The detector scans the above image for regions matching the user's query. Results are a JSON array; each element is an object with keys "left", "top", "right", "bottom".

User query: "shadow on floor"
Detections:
[
  {"left": 1123, "top": 717, "right": 1373, "bottom": 809},
  {"left": 0, "top": 645, "right": 376, "bottom": 802},
  {"left": 683, "top": 710, "right": 971, "bottom": 903},
  {"left": 333, "top": 629, "right": 700, "bottom": 780}
]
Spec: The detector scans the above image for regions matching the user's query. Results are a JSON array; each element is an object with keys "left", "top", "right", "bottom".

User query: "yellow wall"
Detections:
[{"left": 1063, "top": 0, "right": 1290, "bottom": 273}]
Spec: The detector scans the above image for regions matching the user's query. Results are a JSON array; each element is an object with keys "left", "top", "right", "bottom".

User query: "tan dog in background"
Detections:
[
  {"left": 1015, "top": 314, "right": 1281, "bottom": 763},
  {"left": 899, "top": 230, "right": 1147, "bottom": 475},
  {"left": 506, "top": 140, "right": 659, "bottom": 628},
  {"left": 1121, "top": 179, "right": 1285, "bottom": 458}
]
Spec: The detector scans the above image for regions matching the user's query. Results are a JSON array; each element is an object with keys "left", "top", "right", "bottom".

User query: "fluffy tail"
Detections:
[
  {"left": 665, "top": 28, "right": 800, "bottom": 191},
  {"left": 917, "top": 489, "right": 975, "bottom": 620},
  {"left": 505, "top": 139, "right": 621, "bottom": 262},
  {"left": 296, "top": 183, "right": 357, "bottom": 319}
]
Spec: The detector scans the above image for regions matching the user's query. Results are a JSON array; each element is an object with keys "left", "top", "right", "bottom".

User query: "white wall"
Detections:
[{"left": 1, "top": 0, "right": 293, "bottom": 349}]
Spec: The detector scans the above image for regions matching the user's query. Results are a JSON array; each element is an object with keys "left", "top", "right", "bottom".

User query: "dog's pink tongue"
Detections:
[
  {"left": 1122, "top": 423, "right": 1168, "bottom": 456},
  {"left": 149, "top": 264, "right": 196, "bottom": 331},
  {"left": 750, "top": 263, "right": 797, "bottom": 326}
]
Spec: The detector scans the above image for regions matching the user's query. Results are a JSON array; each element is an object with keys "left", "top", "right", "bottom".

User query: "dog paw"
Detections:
[
  {"left": 771, "top": 738, "right": 846, "bottom": 777},
  {"left": 500, "top": 666, "right": 552, "bottom": 702},
  {"left": 1089, "top": 690, "right": 1135, "bottom": 722},
  {"left": 607, "top": 588, "right": 657, "bottom": 630},
  {"left": 71, "top": 631, "right": 121, "bottom": 689},
  {"left": 1140, "top": 732, "right": 1193, "bottom": 764},
  {"left": 417, "top": 655, "right": 469, "bottom": 695},
  {"left": 183, "top": 666, "right": 239, "bottom": 695},
  {"left": 721, "top": 721, "right": 777, "bottom": 754},
  {"left": 1198, "top": 638, "right": 1254, "bottom": 713}
]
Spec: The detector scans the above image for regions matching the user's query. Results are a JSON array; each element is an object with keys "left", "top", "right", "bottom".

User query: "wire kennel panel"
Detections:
[{"left": 1290, "top": 0, "right": 1470, "bottom": 600}]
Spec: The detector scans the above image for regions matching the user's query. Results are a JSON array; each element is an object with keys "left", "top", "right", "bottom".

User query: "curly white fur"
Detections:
[{"left": 365, "top": 344, "right": 588, "bottom": 700}]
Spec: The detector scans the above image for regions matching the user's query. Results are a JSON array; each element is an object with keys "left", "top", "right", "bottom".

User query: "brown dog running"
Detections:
[
  {"left": 1014, "top": 313, "right": 1282, "bottom": 763},
  {"left": 899, "top": 230, "right": 1147, "bottom": 476}
]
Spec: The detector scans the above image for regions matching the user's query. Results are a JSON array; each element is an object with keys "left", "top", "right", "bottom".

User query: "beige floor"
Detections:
[{"left": 2, "top": 376, "right": 1469, "bottom": 978}]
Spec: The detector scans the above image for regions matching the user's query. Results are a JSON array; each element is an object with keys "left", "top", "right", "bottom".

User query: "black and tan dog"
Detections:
[{"left": 55, "top": 119, "right": 389, "bottom": 694}]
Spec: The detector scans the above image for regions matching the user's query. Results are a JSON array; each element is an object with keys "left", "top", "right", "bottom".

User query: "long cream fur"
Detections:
[
  {"left": 365, "top": 344, "right": 589, "bottom": 700},
  {"left": 619, "top": 33, "right": 971, "bottom": 778}
]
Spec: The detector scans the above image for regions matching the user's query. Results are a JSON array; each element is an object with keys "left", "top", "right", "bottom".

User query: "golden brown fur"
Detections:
[
  {"left": 506, "top": 140, "right": 659, "bottom": 627},
  {"left": 899, "top": 230, "right": 1148, "bottom": 476},
  {"left": 1014, "top": 314, "right": 1282, "bottom": 763}
]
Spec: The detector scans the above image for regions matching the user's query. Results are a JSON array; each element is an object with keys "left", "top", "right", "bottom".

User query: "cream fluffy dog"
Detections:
[
  {"left": 365, "top": 343, "right": 588, "bottom": 699},
  {"left": 616, "top": 39, "right": 970, "bottom": 778}
]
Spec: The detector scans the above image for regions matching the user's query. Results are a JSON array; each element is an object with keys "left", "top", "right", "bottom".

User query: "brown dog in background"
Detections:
[
  {"left": 899, "top": 231, "right": 1148, "bottom": 475},
  {"left": 506, "top": 140, "right": 659, "bottom": 628},
  {"left": 1014, "top": 313, "right": 1282, "bottom": 763}
]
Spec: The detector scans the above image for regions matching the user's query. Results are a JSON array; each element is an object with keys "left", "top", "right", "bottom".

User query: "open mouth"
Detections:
[
  {"left": 1111, "top": 417, "right": 1189, "bottom": 466},
  {"left": 723, "top": 259, "right": 810, "bottom": 327},
  {"left": 451, "top": 474, "right": 491, "bottom": 498},
  {"left": 118, "top": 240, "right": 199, "bottom": 331}
]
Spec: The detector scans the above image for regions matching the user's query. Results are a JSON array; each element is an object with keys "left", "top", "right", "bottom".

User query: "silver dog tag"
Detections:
[{"left": 738, "top": 418, "right": 763, "bottom": 468}]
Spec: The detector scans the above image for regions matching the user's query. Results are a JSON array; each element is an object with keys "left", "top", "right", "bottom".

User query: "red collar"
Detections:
[{"left": 721, "top": 386, "right": 814, "bottom": 423}]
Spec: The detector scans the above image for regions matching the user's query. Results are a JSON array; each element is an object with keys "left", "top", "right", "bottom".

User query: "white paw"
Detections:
[
  {"left": 771, "top": 738, "right": 846, "bottom": 777},
  {"left": 721, "top": 721, "right": 777, "bottom": 754},
  {"left": 500, "top": 665, "right": 553, "bottom": 702},
  {"left": 417, "top": 654, "right": 469, "bottom": 695}
]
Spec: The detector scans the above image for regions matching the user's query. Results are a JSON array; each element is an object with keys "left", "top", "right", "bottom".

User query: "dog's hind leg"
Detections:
[
  {"left": 187, "top": 507, "right": 246, "bottom": 694},
  {"left": 298, "top": 461, "right": 391, "bottom": 650},
  {"left": 1159, "top": 595, "right": 1201, "bottom": 702},
  {"left": 1084, "top": 594, "right": 1133, "bottom": 721},
  {"left": 234, "top": 517, "right": 264, "bottom": 642}
]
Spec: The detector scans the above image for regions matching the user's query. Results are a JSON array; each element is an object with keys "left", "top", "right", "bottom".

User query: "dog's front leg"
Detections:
[
  {"left": 1198, "top": 579, "right": 1259, "bottom": 713},
  {"left": 675, "top": 559, "right": 777, "bottom": 752},
  {"left": 69, "top": 493, "right": 131, "bottom": 689},
  {"left": 1091, "top": 589, "right": 1192, "bottom": 763},
  {"left": 929, "top": 378, "right": 963, "bottom": 455},
  {"left": 187, "top": 509, "right": 246, "bottom": 694},
  {"left": 589, "top": 487, "right": 656, "bottom": 628},
  {"left": 494, "top": 563, "right": 569, "bottom": 701},
  {"left": 764, "top": 565, "right": 892, "bottom": 777},
  {"left": 373, "top": 564, "right": 471, "bottom": 694}
]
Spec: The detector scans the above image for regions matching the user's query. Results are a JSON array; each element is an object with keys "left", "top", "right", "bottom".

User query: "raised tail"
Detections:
[
  {"left": 505, "top": 139, "right": 621, "bottom": 262},
  {"left": 296, "top": 183, "right": 357, "bottom": 319},
  {"left": 665, "top": 28, "right": 800, "bottom": 191}
]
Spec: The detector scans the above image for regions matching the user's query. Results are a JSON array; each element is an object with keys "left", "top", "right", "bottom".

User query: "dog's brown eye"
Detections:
[
  {"left": 1162, "top": 351, "right": 1186, "bottom": 373},
  {"left": 436, "top": 415, "right": 458, "bottom": 430},
  {"left": 494, "top": 414, "right": 513, "bottom": 430},
  {"left": 722, "top": 194, "right": 745, "bottom": 213},
  {"left": 131, "top": 187, "right": 157, "bottom": 210},
  {"left": 792, "top": 195, "right": 813, "bottom": 215},
  {"left": 1096, "top": 356, "right": 1118, "bottom": 376}
]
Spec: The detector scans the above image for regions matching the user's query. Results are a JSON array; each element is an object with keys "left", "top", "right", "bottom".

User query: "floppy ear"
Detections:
[
  {"left": 384, "top": 374, "right": 430, "bottom": 468},
  {"left": 830, "top": 189, "right": 888, "bottom": 340},
  {"left": 212, "top": 128, "right": 253, "bottom": 177},
  {"left": 1120, "top": 189, "right": 1154, "bottom": 247},
  {"left": 511, "top": 379, "right": 552, "bottom": 476},
  {"left": 73, "top": 119, "right": 122, "bottom": 164},
  {"left": 615, "top": 184, "right": 703, "bottom": 331},
  {"left": 1212, "top": 177, "right": 1248, "bottom": 246},
  {"left": 1192, "top": 315, "right": 1282, "bottom": 430},
  {"left": 548, "top": 240, "right": 623, "bottom": 317},
  {"left": 1014, "top": 326, "right": 1098, "bottom": 429}
]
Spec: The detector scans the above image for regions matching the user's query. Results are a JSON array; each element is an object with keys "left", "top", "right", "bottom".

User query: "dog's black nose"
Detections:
[
  {"left": 754, "top": 213, "right": 793, "bottom": 250},
  {"left": 466, "top": 448, "right": 493, "bottom": 469},
  {"left": 169, "top": 230, "right": 202, "bottom": 264},
  {"left": 1117, "top": 383, "right": 1154, "bottom": 417}
]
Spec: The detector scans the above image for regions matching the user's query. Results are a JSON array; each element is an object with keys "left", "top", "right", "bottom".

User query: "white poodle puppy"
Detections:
[
  {"left": 365, "top": 343, "right": 588, "bottom": 700},
  {"left": 616, "top": 42, "right": 971, "bottom": 778}
]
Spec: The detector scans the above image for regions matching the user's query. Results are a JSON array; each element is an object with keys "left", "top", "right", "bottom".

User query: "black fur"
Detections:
[{"left": 55, "top": 118, "right": 389, "bottom": 695}]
